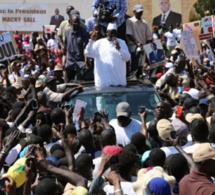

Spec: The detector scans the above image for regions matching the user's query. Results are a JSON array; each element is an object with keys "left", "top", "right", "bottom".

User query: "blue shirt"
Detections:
[
  {"left": 64, "top": 27, "right": 89, "bottom": 70},
  {"left": 85, "top": 17, "right": 98, "bottom": 32},
  {"left": 91, "top": 0, "right": 127, "bottom": 27}
]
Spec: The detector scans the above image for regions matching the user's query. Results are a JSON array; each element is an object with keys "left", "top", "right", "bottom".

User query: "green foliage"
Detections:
[{"left": 193, "top": 0, "right": 215, "bottom": 19}]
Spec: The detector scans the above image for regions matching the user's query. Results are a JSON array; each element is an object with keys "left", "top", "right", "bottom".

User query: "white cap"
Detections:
[
  {"left": 165, "top": 62, "right": 173, "bottom": 69},
  {"left": 107, "top": 23, "right": 117, "bottom": 31},
  {"left": 183, "top": 88, "right": 200, "bottom": 100}
]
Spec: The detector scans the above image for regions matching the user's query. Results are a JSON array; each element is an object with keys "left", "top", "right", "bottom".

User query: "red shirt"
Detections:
[{"left": 179, "top": 171, "right": 215, "bottom": 195}]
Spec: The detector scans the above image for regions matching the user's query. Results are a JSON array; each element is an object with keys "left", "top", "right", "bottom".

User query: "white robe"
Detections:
[{"left": 85, "top": 38, "right": 130, "bottom": 87}]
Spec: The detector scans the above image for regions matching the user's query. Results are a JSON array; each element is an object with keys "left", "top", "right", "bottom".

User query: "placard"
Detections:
[
  {"left": 44, "top": 25, "right": 56, "bottom": 33},
  {"left": 144, "top": 40, "right": 166, "bottom": 68},
  {"left": 0, "top": 32, "right": 17, "bottom": 61},
  {"left": 181, "top": 31, "right": 199, "bottom": 59},
  {"left": 73, "top": 99, "right": 87, "bottom": 123},
  {"left": 202, "top": 16, "right": 213, "bottom": 34}
]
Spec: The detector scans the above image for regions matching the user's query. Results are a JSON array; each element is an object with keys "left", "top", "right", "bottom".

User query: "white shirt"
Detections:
[
  {"left": 92, "top": 156, "right": 110, "bottom": 179},
  {"left": 173, "top": 28, "right": 182, "bottom": 41},
  {"left": 161, "top": 141, "right": 192, "bottom": 157},
  {"left": 103, "top": 181, "right": 136, "bottom": 195},
  {"left": 47, "top": 38, "right": 58, "bottom": 50},
  {"left": 43, "top": 83, "right": 67, "bottom": 102},
  {"left": 165, "top": 31, "right": 177, "bottom": 46},
  {"left": 109, "top": 118, "right": 141, "bottom": 146},
  {"left": 85, "top": 38, "right": 130, "bottom": 87},
  {"left": 155, "top": 68, "right": 190, "bottom": 88},
  {"left": 183, "top": 143, "right": 200, "bottom": 154}
]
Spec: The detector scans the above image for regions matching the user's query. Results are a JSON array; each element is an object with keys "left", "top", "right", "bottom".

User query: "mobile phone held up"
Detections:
[
  {"left": 0, "top": 178, "right": 6, "bottom": 189},
  {"left": 32, "top": 99, "right": 38, "bottom": 110},
  {"left": 138, "top": 106, "right": 145, "bottom": 113}
]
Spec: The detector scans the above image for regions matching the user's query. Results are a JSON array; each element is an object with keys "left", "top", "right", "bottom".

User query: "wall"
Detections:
[{"left": 127, "top": 0, "right": 197, "bottom": 25}]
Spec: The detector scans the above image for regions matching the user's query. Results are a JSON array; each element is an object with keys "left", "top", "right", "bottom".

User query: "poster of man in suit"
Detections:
[
  {"left": 50, "top": 8, "right": 65, "bottom": 28},
  {"left": 144, "top": 41, "right": 165, "bottom": 66},
  {"left": 152, "top": 0, "right": 182, "bottom": 28}
]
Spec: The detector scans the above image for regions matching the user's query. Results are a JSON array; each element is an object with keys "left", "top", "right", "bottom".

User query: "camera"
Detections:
[{"left": 96, "top": 2, "right": 116, "bottom": 23}]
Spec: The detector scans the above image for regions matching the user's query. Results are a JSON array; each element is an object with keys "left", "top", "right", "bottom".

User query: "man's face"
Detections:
[
  {"left": 134, "top": 11, "right": 143, "bottom": 20},
  {"left": 117, "top": 116, "right": 130, "bottom": 127},
  {"left": 55, "top": 8, "right": 59, "bottom": 15},
  {"left": 106, "top": 30, "right": 117, "bottom": 41},
  {"left": 71, "top": 16, "right": 80, "bottom": 30},
  {"left": 160, "top": 0, "right": 170, "bottom": 13},
  {"left": 154, "top": 102, "right": 166, "bottom": 119},
  {"left": 174, "top": 58, "right": 186, "bottom": 73},
  {"left": 151, "top": 43, "right": 157, "bottom": 51}
]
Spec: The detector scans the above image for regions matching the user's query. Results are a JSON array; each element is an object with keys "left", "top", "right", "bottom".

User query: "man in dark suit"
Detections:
[
  {"left": 152, "top": 0, "right": 182, "bottom": 28},
  {"left": 148, "top": 42, "right": 165, "bottom": 65},
  {"left": 50, "top": 8, "right": 65, "bottom": 28}
]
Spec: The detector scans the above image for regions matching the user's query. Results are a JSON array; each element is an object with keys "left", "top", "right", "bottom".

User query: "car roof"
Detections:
[{"left": 75, "top": 79, "right": 157, "bottom": 95}]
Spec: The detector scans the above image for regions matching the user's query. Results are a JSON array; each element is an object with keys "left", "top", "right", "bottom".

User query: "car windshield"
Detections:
[{"left": 69, "top": 91, "right": 160, "bottom": 122}]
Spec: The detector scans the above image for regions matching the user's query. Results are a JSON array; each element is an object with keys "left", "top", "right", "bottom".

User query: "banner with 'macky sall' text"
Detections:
[{"left": 0, "top": 4, "right": 69, "bottom": 32}]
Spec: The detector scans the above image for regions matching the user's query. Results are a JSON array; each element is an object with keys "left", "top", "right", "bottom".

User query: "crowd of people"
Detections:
[{"left": 0, "top": 0, "right": 215, "bottom": 195}]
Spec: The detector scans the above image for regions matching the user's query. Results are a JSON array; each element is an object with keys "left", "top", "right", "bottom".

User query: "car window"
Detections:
[{"left": 69, "top": 91, "right": 160, "bottom": 122}]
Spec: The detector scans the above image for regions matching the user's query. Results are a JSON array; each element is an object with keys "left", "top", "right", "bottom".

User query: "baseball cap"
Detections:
[
  {"left": 54, "top": 65, "right": 63, "bottom": 71},
  {"left": 171, "top": 50, "right": 177, "bottom": 55},
  {"left": 185, "top": 113, "right": 204, "bottom": 123},
  {"left": 45, "top": 75, "right": 56, "bottom": 84},
  {"left": 35, "top": 80, "right": 43, "bottom": 88},
  {"left": 70, "top": 9, "right": 79, "bottom": 16},
  {"left": 171, "top": 118, "right": 189, "bottom": 138},
  {"left": 103, "top": 145, "right": 123, "bottom": 155},
  {"left": 199, "top": 98, "right": 209, "bottom": 106},
  {"left": 116, "top": 102, "right": 131, "bottom": 117},
  {"left": 133, "top": 4, "right": 144, "bottom": 12},
  {"left": 183, "top": 97, "right": 198, "bottom": 110},
  {"left": 193, "top": 143, "right": 215, "bottom": 162},
  {"left": 156, "top": 119, "right": 174, "bottom": 141},
  {"left": 183, "top": 88, "right": 199, "bottom": 100}
]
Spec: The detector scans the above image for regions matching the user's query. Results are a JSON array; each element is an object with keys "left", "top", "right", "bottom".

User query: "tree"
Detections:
[{"left": 193, "top": 0, "right": 215, "bottom": 19}]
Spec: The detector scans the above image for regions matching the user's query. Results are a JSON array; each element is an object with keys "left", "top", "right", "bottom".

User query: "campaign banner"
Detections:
[
  {"left": 44, "top": 25, "right": 56, "bottom": 33},
  {"left": 152, "top": 0, "right": 182, "bottom": 28},
  {"left": 202, "top": 16, "right": 213, "bottom": 34},
  {"left": 0, "top": 32, "right": 17, "bottom": 61},
  {"left": 0, "top": 4, "right": 68, "bottom": 32},
  {"left": 181, "top": 31, "right": 199, "bottom": 59}
]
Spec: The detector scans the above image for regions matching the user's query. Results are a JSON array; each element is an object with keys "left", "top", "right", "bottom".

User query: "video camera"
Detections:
[{"left": 96, "top": 2, "right": 116, "bottom": 23}]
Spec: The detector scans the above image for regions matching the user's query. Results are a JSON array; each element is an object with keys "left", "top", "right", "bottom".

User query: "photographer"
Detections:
[{"left": 91, "top": 0, "right": 127, "bottom": 38}]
